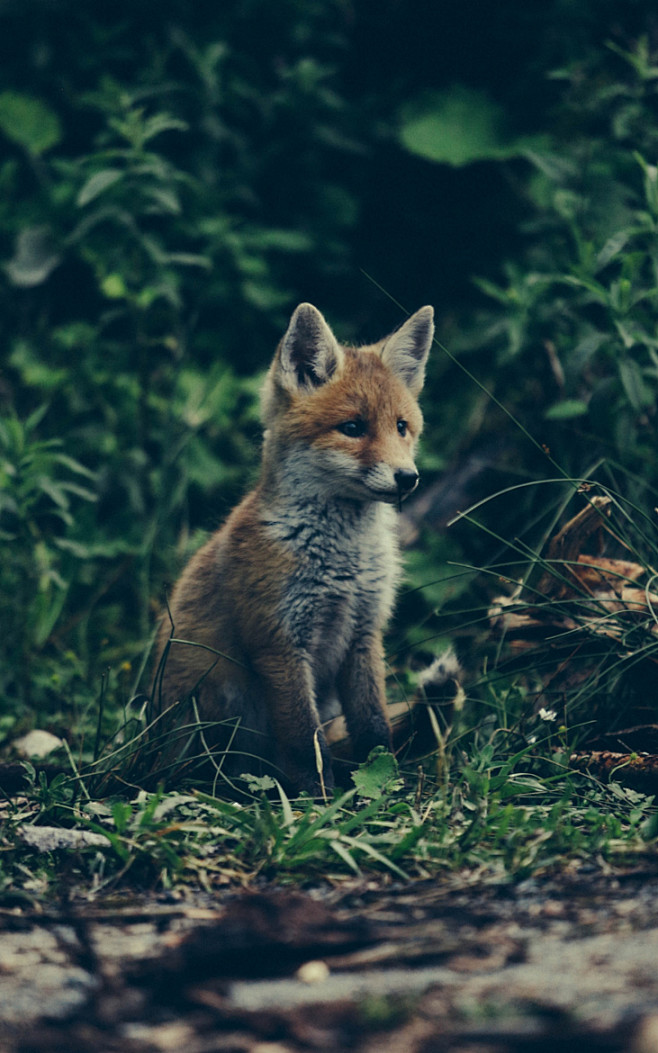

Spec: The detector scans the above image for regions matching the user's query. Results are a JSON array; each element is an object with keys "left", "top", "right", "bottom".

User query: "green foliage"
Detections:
[
  {"left": 0, "top": 2, "right": 380, "bottom": 717},
  {"left": 398, "top": 86, "right": 548, "bottom": 167},
  {"left": 467, "top": 40, "right": 658, "bottom": 483},
  {"left": 397, "top": 38, "right": 658, "bottom": 706},
  {"left": 0, "top": 91, "right": 62, "bottom": 156},
  {"left": 0, "top": 407, "right": 97, "bottom": 706}
]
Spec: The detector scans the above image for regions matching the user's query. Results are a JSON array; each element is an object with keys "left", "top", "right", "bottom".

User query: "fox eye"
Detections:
[
  {"left": 337, "top": 419, "right": 367, "bottom": 438},
  {"left": 397, "top": 419, "right": 408, "bottom": 437}
]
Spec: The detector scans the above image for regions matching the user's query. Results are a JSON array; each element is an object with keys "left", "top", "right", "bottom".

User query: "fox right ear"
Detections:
[
  {"left": 381, "top": 306, "right": 434, "bottom": 396},
  {"left": 277, "top": 303, "right": 343, "bottom": 394}
]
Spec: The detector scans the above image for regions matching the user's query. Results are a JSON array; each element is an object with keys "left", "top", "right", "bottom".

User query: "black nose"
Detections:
[{"left": 394, "top": 468, "right": 419, "bottom": 496}]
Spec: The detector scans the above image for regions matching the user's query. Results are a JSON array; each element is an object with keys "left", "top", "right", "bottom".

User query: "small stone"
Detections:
[
  {"left": 18, "top": 826, "right": 108, "bottom": 852},
  {"left": 296, "top": 959, "right": 330, "bottom": 984},
  {"left": 14, "top": 729, "right": 64, "bottom": 759}
]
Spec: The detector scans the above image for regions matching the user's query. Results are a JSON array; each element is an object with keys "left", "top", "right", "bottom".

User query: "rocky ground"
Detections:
[{"left": 3, "top": 864, "right": 658, "bottom": 1052}]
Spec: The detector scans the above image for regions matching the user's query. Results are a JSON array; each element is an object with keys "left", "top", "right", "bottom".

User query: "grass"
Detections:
[
  {"left": 1, "top": 655, "right": 657, "bottom": 903},
  {"left": 2, "top": 477, "right": 657, "bottom": 903}
]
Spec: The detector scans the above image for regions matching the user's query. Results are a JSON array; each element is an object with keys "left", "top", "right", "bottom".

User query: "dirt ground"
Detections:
[{"left": 3, "top": 864, "right": 658, "bottom": 1052}]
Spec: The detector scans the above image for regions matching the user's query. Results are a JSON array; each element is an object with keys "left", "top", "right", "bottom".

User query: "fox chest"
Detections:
[{"left": 266, "top": 507, "right": 400, "bottom": 681}]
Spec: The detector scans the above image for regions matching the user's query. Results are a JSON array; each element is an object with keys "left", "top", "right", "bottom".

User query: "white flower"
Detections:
[{"left": 538, "top": 707, "right": 558, "bottom": 722}]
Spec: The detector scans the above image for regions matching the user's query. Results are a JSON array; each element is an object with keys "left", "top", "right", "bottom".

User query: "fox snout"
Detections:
[
  {"left": 362, "top": 460, "right": 419, "bottom": 504},
  {"left": 394, "top": 467, "right": 419, "bottom": 497}
]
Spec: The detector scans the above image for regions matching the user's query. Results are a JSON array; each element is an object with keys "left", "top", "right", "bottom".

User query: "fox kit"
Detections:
[{"left": 151, "top": 302, "right": 434, "bottom": 796}]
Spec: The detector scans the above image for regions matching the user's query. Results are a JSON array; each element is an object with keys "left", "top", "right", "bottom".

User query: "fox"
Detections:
[{"left": 150, "top": 302, "right": 435, "bottom": 797}]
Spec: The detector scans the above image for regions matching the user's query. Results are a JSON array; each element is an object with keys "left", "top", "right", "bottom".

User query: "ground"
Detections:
[{"left": 3, "top": 864, "right": 658, "bottom": 1052}]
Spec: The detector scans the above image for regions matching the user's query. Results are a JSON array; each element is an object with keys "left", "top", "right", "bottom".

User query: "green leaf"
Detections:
[
  {"left": 339, "top": 833, "right": 409, "bottom": 879},
  {"left": 38, "top": 477, "right": 71, "bottom": 511},
  {"left": 141, "top": 113, "right": 188, "bottom": 144},
  {"left": 329, "top": 840, "right": 361, "bottom": 874},
  {"left": 5, "top": 227, "right": 61, "bottom": 287},
  {"left": 101, "top": 273, "right": 128, "bottom": 299},
  {"left": 596, "top": 231, "right": 630, "bottom": 270},
  {"left": 351, "top": 748, "right": 401, "bottom": 800},
  {"left": 33, "top": 585, "right": 69, "bottom": 648},
  {"left": 544, "top": 399, "right": 589, "bottom": 420},
  {"left": 559, "top": 274, "right": 609, "bottom": 304},
  {"left": 77, "top": 169, "right": 124, "bottom": 207},
  {"left": 641, "top": 809, "right": 658, "bottom": 841},
  {"left": 9, "top": 341, "right": 68, "bottom": 387},
  {"left": 473, "top": 276, "right": 517, "bottom": 305},
  {"left": 259, "top": 229, "right": 314, "bottom": 253},
  {"left": 398, "top": 86, "right": 547, "bottom": 167},
  {"left": 144, "top": 186, "right": 182, "bottom": 215},
  {"left": 54, "top": 538, "right": 93, "bottom": 559},
  {"left": 618, "top": 357, "right": 653, "bottom": 411},
  {"left": 162, "top": 252, "right": 212, "bottom": 269},
  {"left": 239, "top": 774, "right": 278, "bottom": 794},
  {"left": 0, "top": 91, "right": 61, "bottom": 155},
  {"left": 24, "top": 404, "right": 51, "bottom": 433},
  {"left": 58, "top": 481, "right": 98, "bottom": 503},
  {"left": 53, "top": 453, "right": 96, "bottom": 480},
  {"left": 635, "top": 151, "right": 658, "bottom": 216}
]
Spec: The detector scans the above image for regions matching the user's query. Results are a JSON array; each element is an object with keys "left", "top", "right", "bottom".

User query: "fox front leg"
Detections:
[
  {"left": 257, "top": 653, "right": 335, "bottom": 798},
  {"left": 336, "top": 634, "right": 393, "bottom": 763}
]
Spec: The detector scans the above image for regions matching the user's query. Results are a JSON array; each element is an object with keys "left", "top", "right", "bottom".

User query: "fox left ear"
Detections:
[
  {"left": 380, "top": 306, "right": 434, "bottom": 396},
  {"left": 277, "top": 303, "right": 344, "bottom": 394}
]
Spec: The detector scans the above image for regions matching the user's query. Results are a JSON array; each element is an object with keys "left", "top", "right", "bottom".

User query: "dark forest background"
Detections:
[{"left": 1, "top": 0, "right": 657, "bottom": 742}]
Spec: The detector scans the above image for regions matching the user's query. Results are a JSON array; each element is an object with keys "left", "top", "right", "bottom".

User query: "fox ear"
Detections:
[
  {"left": 380, "top": 306, "right": 434, "bottom": 396},
  {"left": 277, "top": 303, "right": 343, "bottom": 393}
]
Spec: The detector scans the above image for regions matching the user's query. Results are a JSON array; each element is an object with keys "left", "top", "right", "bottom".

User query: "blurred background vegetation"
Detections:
[{"left": 0, "top": 0, "right": 657, "bottom": 753}]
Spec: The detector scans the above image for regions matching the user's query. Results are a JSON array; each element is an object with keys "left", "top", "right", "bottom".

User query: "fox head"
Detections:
[{"left": 261, "top": 303, "right": 434, "bottom": 505}]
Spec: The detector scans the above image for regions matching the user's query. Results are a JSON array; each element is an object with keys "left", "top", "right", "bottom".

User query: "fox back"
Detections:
[{"left": 151, "top": 303, "right": 434, "bottom": 795}]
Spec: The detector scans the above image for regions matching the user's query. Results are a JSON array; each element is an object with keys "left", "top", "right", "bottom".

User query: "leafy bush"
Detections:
[
  {"left": 0, "top": 407, "right": 96, "bottom": 711},
  {"left": 395, "top": 37, "right": 658, "bottom": 744},
  {"left": 471, "top": 40, "right": 658, "bottom": 486},
  {"left": 0, "top": 3, "right": 376, "bottom": 716}
]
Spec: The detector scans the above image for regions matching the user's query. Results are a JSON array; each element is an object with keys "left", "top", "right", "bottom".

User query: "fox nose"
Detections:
[{"left": 394, "top": 468, "right": 419, "bottom": 496}]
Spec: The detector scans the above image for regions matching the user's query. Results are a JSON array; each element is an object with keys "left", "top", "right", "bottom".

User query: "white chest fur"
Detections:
[{"left": 263, "top": 499, "right": 400, "bottom": 685}]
